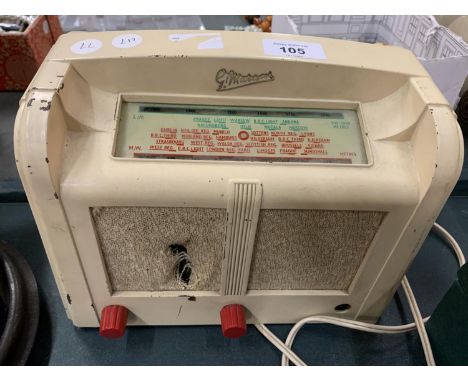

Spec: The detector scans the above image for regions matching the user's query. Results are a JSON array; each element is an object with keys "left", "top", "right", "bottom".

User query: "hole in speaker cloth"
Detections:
[
  {"left": 91, "top": 207, "right": 226, "bottom": 292},
  {"left": 168, "top": 244, "right": 193, "bottom": 287}
]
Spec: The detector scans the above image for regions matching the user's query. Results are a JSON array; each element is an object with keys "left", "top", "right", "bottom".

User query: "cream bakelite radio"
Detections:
[{"left": 14, "top": 30, "right": 463, "bottom": 339}]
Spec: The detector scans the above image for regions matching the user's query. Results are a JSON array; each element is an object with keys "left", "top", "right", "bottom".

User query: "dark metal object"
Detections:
[
  {"left": 0, "top": 23, "right": 21, "bottom": 32},
  {"left": 0, "top": 16, "right": 36, "bottom": 32}
]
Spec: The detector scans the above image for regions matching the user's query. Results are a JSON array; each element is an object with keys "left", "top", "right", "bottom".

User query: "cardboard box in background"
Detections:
[
  {"left": 272, "top": 15, "right": 468, "bottom": 108},
  {"left": 0, "top": 16, "right": 63, "bottom": 91}
]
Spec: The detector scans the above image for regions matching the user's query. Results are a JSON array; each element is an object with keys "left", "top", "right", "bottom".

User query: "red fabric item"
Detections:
[{"left": 0, "top": 15, "right": 63, "bottom": 90}]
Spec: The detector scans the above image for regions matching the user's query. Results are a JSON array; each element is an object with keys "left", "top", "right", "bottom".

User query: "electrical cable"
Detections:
[
  {"left": 401, "top": 276, "right": 435, "bottom": 365},
  {"left": 0, "top": 241, "right": 39, "bottom": 365},
  {"left": 254, "top": 323, "right": 306, "bottom": 366},
  {"left": 432, "top": 222, "right": 465, "bottom": 266},
  {"left": 254, "top": 222, "right": 465, "bottom": 366}
]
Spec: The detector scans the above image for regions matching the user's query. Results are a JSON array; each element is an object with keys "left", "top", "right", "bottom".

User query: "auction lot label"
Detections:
[{"left": 115, "top": 103, "right": 367, "bottom": 164}]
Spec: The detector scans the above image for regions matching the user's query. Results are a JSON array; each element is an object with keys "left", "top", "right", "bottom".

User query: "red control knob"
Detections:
[
  {"left": 99, "top": 305, "right": 128, "bottom": 339},
  {"left": 220, "top": 304, "right": 247, "bottom": 338}
]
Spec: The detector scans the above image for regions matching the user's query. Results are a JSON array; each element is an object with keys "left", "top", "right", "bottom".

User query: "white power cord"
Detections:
[
  {"left": 255, "top": 222, "right": 465, "bottom": 366},
  {"left": 432, "top": 222, "right": 465, "bottom": 266},
  {"left": 254, "top": 323, "right": 307, "bottom": 366},
  {"left": 401, "top": 275, "right": 435, "bottom": 365}
]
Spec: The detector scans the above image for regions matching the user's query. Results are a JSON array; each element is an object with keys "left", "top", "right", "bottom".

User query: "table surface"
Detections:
[{"left": 0, "top": 18, "right": 467, "bottom": 364}]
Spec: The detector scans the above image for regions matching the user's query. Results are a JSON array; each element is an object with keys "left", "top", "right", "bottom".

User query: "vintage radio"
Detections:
[{"left": 14, "top": 30, "right": 463, "bottom": 338}]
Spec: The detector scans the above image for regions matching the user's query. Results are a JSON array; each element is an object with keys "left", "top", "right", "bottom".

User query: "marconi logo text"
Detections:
[{"left": 215, "top": 69, "right": 274, "bottom": 91}]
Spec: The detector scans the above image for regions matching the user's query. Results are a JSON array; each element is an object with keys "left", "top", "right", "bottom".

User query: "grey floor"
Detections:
[{"left": 0, "top": 16, "right": 467, "bottom": 364}]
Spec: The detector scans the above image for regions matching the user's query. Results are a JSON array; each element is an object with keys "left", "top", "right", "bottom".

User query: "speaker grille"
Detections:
[
  {"left": 248, "top": 209, "right": 385, "bottom": 290},
  {"left": 92, "top": 207, "right": 226, "bottom": 292}
]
